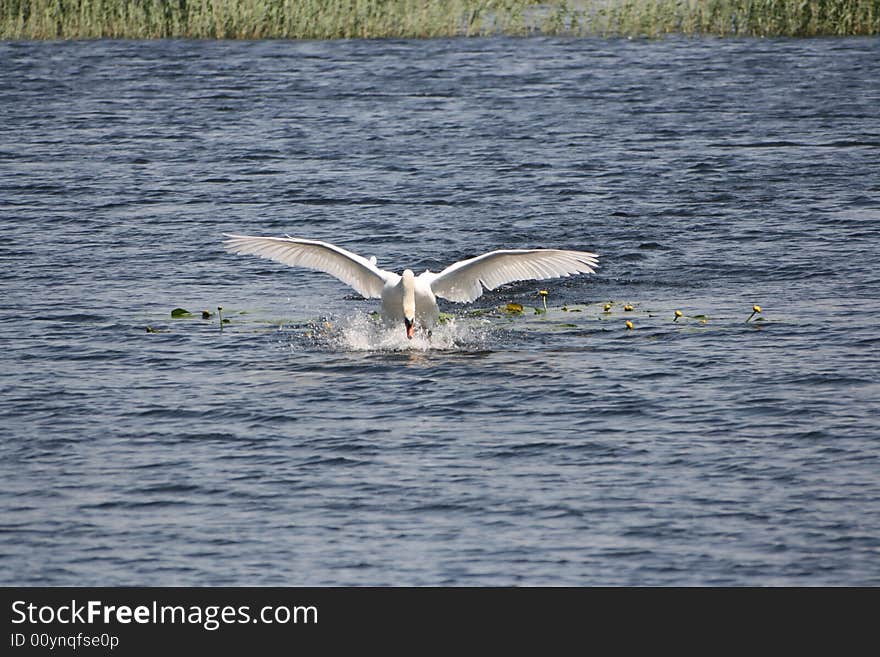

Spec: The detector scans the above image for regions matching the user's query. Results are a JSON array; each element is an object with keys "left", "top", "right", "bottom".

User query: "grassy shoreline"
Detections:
[{"left": 1, "top": 0, "right": 878, "bottom": 40}]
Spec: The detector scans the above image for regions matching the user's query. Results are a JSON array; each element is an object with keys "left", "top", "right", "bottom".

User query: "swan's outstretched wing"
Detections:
[
  {"left": 426, "top": 249, "right": 599, "bottom": 303},
  {"left": 223, "top": 234, "right": 396, "bottom": 299}
]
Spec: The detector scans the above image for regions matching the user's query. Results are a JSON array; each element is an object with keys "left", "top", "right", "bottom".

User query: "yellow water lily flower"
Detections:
[{"left": 538, "top": 290, "right": 548, "bottom": 311}]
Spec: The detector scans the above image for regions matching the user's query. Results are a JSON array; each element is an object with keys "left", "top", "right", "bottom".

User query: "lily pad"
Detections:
[
  {"left": 171, "top": 308, "right": 192, "bottom": 318},
  {"left": 504, "top": 303, "right": 524, "bottom": 314}
]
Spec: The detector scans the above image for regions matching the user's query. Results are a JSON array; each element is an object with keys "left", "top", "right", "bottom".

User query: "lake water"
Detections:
[{"left": 1, "top": 36, "right": 879, "bottom": 586}]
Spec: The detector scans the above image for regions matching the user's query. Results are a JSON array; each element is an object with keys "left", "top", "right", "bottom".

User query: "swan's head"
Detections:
[{"left": 402, "top": 269, "right": 416, "bottom": 339}]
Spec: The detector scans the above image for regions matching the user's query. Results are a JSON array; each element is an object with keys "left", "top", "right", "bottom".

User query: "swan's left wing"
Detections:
[
  {"left": 223, "top": 234, "right": 395, "bottom": 299},
  {"left": 426, "top": 249, "right": 599, "bottom": 303}
]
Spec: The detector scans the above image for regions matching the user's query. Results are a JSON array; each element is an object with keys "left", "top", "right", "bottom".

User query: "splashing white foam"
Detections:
[{"left": 291, "top": 312, "right": 496, "bottom": 352}]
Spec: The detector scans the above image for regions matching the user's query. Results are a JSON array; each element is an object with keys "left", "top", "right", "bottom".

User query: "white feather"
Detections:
[
  {"left": 425, "top": 249, "right": 599, "bottom": 303},
  {"left": 222, "top": 234, "right": 395, "bottom": 299}
]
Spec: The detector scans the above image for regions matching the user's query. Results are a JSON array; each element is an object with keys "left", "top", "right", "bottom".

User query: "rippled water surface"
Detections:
[{"left": 2, "top": 37, "right": 879, "bottom": 585}]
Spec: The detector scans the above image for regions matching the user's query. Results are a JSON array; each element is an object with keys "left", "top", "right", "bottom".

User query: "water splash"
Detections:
[{"left": 289, "top": 312, "right": 497, "bottom": 352}]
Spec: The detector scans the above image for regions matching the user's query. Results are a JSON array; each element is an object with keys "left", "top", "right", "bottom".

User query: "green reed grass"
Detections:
[{"left": 1, "top": 0, "right": 877, "bottom": 39}]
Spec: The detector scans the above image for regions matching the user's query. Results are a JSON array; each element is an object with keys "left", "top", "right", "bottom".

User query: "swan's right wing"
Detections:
[
  {"left": 223, "top": 234, "right": 396, "bottom": 299},
  {"left": 426, "top": 249, "right": 599, "bottom": 303}
]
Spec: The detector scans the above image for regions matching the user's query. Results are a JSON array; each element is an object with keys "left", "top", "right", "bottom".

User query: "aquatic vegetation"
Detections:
[
  {"left": 145, "top": 298, "right": 771, "bottom": 348},
  {"left": 166, "top": 305, "right": 230, "bottom": 330},
  {"left": 0, "top": 0, "right": 876, "bottom": 39},
  {"left": 217, "top": 305, "right": 231, "bottom": 329}
]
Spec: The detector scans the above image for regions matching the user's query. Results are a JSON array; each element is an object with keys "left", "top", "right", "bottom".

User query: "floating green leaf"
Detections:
[
  {"left": 504, "top": 303, "right": 524, "bottom": 314},
  {"left": 171, "top": 308, "right": 192, "bottom": 318}
]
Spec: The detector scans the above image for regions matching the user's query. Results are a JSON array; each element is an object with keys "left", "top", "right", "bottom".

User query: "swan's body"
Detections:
[
  {"left": 379, "top": 268, "right": 440, "bottom": 336},
  {"left": 223, "top": 234, "right": 598, "bottom": 339}
]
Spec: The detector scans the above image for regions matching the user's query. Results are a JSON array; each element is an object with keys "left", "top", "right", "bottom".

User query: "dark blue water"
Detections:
[{"left": 2, "top": 37, "right": 879, "bottom": 585}]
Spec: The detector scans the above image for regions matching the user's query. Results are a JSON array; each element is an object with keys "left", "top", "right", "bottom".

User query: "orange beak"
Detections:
[{"left": 405, "top": 318, "right": 415, "bottom": 339}]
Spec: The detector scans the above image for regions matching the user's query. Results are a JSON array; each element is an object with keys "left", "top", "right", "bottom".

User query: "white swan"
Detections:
[{"left": 223, "top": 234, "right": 599, "bottom": 339}]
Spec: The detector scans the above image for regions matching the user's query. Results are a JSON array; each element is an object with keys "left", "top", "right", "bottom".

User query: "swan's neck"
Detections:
[{"left": 402, "top": 270, "right": 416, "bottom": 319}]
